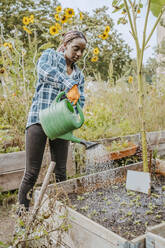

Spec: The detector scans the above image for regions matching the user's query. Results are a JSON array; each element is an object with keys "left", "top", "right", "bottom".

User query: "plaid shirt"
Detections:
[{"left": 26, "top": 48, "right": 85, "bottom": 128}]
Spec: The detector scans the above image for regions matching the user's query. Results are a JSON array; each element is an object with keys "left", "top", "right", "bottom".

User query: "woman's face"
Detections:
[{"left": 64, "top": 38, "right": 86, "bottom": 64}]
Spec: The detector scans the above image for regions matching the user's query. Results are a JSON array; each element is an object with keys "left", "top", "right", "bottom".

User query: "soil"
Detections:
[
  {"left": 0, "top": 205, "right": 15, "bottom": 245},
  {"left": 68, "top": 174, "right": 165, "bottom": 241}
]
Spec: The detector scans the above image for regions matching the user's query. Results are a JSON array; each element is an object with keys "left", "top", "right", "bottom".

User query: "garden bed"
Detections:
[
  {"left": 33, "top": 161, "right": 165, "bottom": 248},
  {"left": 67, "top": 173, "right": 165, "bottom": 241}
]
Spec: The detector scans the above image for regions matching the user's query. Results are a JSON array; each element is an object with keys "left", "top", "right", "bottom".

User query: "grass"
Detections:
[{"left": 1, "top": 78, "right": 165, "bottom": 153}]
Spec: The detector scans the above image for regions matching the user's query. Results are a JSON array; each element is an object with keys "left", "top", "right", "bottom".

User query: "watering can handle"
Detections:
[{"left": 55, "top": 91, "right": 84, "bottom": 127}]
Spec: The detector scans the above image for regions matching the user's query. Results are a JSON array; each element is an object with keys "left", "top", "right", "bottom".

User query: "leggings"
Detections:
[{"left": 18, "top": 123, "right": 69, "bottom": 210}]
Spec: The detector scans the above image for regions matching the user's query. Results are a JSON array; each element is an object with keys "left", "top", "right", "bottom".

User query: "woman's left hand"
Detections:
[{"left": 66, "top": 84, "right": 80, "bottom": 105}]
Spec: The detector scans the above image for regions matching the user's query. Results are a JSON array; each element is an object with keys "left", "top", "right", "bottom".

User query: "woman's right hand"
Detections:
[{"left": 66, "top": 84, "right": 80, "bottom": 105}]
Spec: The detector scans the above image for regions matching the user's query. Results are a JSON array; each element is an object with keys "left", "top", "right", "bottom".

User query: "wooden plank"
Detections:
[
  {"left": 0, "top": 151, "right": 25, "bottom": 173},
  {"left": 0, "top": 169, "right": 24, "bottom": 191},
  {"left": 0, "top": 145, "right": 73, "bottom": 191},
  {"left": 126, "top": 170, "right": 151, "bottom": 194},
  {"left": 146, "top": 233, "right": 165, "bottom": 248}
]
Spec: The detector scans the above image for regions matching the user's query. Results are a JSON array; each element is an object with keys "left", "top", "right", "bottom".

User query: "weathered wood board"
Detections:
[
  {"left": 0, "top": 144, "right": 74, "bottom": 192},
  {"left": 146, "top": 223, "right": 165, "bottom": 248}
]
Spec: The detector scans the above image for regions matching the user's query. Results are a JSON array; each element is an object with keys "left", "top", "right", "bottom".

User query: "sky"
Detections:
[{"left": 59, "top": 0, "right": 158, "bottom": 63}]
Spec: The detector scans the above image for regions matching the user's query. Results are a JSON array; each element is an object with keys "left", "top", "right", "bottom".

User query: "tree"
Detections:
[{"left": 0, "top": 3, "right": 132, "bottom": 81}]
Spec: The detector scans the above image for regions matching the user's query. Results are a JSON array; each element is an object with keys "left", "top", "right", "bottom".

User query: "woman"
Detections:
[{"left": 18, "top": 30, "right": 87, "bottom": 210}]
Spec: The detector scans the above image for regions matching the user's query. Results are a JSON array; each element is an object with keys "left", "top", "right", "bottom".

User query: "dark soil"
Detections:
[{"left": 68, "top": 174, "right": 165, "bottom": 240}]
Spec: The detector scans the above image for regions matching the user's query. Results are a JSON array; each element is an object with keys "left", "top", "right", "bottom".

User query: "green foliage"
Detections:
[{"left": 150, "top": 0, "right": 165, "bottom": 17}]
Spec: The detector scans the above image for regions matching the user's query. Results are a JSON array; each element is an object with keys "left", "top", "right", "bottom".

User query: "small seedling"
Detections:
[
  {"left": 77, "top": 195, "right": 85, "bottom": 201},
  {"left": 145, "top": 221, "right": 148, "bottom": 227},
  {"left": 127, "top": 190, "right": 136, "bottom": 197},
  {"left": 134, "top": 220, "right": 141, "bottom": 225},
  {"left": 151, "top": 193, "right": 160, "bottom": 198},
  {"left": 97, "top": 192, "right": 103, "bottom": 196},
  {"left": 101, "top": 208, "right": 107, "bottom": 213},
  {"left": 106, "top": 201, "right": 112, "bottom": 206},
  {"left": 91, "top": 209, "right": 98, "bottom": 216},
  {"left": 103, "top": 218, "right": 108, "bottom": 222},
  {"left": 145, "top": 210, "right": 153, "bottom": 215},
  {"left": 103, "top": 197, "right": 108, "bottom": 201},
  {"left": 162, "top": 186, "right": 165, "bottom": 191},
  {"left": 112, "top": 185, "right": 118, "bottom": 190},
  {"left": 126, "top": 211, "right": 132, "bottom": 216},
  {"left": 80, "top": 205, "right": 89, "bottom": 212},
  {"left": 155, "top": 215, "right": 161, "bottom": 219},
  {"left": 120, "top": 201, "right": 127, "bottom": 206}
]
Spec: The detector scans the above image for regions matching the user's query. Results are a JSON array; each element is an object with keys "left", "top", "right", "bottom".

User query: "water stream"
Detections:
[{"left": 85, "top": 144, "right": 113, "bottom": 174}]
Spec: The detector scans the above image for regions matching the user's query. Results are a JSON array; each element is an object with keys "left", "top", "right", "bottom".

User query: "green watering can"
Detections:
[{"left": 39, "top": 91, "right": 98, "bottom": 149}]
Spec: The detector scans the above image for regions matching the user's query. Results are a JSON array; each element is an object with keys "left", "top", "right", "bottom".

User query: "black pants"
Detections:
[{"left": 18, "top": 124, "right": 69, "bottom": 209}]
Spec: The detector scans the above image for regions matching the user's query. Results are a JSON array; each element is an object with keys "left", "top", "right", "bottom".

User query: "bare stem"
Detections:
[{"left": 145, "top": 7, "right": 165, "bottom": 48}]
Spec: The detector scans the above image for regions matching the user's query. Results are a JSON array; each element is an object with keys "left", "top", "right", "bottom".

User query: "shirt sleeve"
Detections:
[
  {"left": 78, "top": 73, "right": 85, "bottom": 109},
  {"left": 37, "top": 49, "right": 77, "bottom": 92}
]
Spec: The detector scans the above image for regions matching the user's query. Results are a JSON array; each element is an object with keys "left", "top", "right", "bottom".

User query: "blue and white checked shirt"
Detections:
[{"left": 26, "top": 48, "right": 85, "bottom": 128}]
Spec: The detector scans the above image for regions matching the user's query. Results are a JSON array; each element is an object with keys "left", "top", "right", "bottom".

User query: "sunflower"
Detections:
[
  {"left": 65, "top": 8, "right": 75, "bottom": 18},
  {"left": 8, "top": 43, "right": 12, "bottom": 49},
  {"left": 54, "top": 13, "right": 60, "bottom": 21},
  {"left": 0, "top": 67, "right": 5, "bottom": 74},
  {"left": 104, "top": 25, "right": 110, "bottom": 33},
  {"left": 55, "top": 22, "right": 62, "bottom": 30},
  {"left": 23, "top": 26, "right": 32, "bottom": 35},
  {"left": 79, "top": 12, "right": 83, "bottom": 20},
  {"left": 93, "top": 47, "right": 99, "bottom": 55},
  {"left": 49, "top": 25, "right": 59, "bottom": 35},
  {"left": 3, "top": 42, "right": 12, "bottom": 49},
  {"left": 3, "top": 42, "right": 9, "bottom": 47},
  {"left": 56, "top": 5, "right": 62, "bottom": 13},
  {"left": 99, "top": 32, "right": 109, "bottom": 40},
  {"left": 23, "top": 16, "right": 30, "bottom": 25},
  {"left": 60, "top": 15, "right": 68, "bottom": 24},
  {"left": 128, "top": 76, "right": 133, "bottom": 83},
  {"left": 91, "top": 56, "right": 98, "bottom": 62},
  {"left": 29, "top": 14, "right": 34, "bottom": 23}
]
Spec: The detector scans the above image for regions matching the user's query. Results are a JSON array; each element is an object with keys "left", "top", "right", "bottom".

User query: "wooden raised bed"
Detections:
[
  {"left": 146, "top": 223, "right": 165, "bottom": 248},
  {"left": 34, "top": 160, "right": 165, "bottom": 248},
  {"left": 109, "top": 142, "right": 138, "bottom": 160},
  {"left": 0, "top": 145, "right": 74, "bottom": 192}
]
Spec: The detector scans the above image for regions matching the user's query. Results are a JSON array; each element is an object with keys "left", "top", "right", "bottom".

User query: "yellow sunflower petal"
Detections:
[
  {"left": 29, "top": 14, "right": 34, "bottom": 23},
  {"left": 54, "top": 13, "right": 60, "bottom": 21},
  {"left": 65, "top": 8, "right": 75, "bottom": 18},
  {"left": 56, "top": 6, "right": 62, "bottom": 13},
  {"left": 104, "top": 25, "right": 110, "bottom": 33},
  {"left": 55, "top": 23, "right": 62, "bottom": 30},
  {"left": 60, "top": 15, "right": 68, "bottom": 24},
  {"left": 3, "top": 42, "right": 9, "bottom": 47},
  {"left": 23, "top": 16, "right": 30, "bottom": 25},
  {"left": 49, "top": 25, "right": 59, "bottom": 35},
  {"left": 23, "top": 26, "right": 32, "bottom": 35},
  {"left": 91, "top": 56, "right": 98, "bottom": 62},
  {"left": 79, "top": 12, "right": 83, "bottom": 20},
  {"left": 102, "top": 32, "right": 109, "bottom": 40},
  {"left": 128, "top": 76, "right": 133, "bottom": 83},
  {"left": 8, "top": 43, "right": 12, "bottom": 49},
  {"left": 93, "top": 47, "right": 99, "bottom": 55}
]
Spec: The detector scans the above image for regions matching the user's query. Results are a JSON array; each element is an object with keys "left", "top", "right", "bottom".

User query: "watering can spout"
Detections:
[
  {"left": 79, "top": 140, "right": 99, "bottom": 150},
  {"left": 58, "top": 132, "right": 99, "bottom": 150}
]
